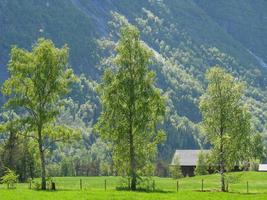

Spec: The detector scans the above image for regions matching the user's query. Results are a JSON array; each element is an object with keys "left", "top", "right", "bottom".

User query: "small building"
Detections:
[
  {"left": 258, "top": 164, "right": 267, "bottom": 172},
  {"left": 171, "top": 149, "right": 210, "bottom": 177}
]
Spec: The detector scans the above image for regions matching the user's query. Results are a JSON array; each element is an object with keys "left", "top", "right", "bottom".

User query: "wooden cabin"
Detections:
[{"left": 171, "top": 149, "right": 210, "bottom": 177}]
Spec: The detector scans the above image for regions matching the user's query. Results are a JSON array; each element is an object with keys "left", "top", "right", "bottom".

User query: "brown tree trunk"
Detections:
[
  {"left": 40, "top": 148, "right": 46, "bottom": 190},
  {"left": 38, "top": 126, "right": 46, "bottom": 190},
  {"left": 220, "top": 161, "right": 225, "bottom": 192},
  {"left": 129, "top": 128, "right": 136, "bottom": 191},
  {"left": 129, "top": 63, "right": 137, "bottom": 191},
  {"left": 220, "top": 128, "right": 225, "bottom": 192}
]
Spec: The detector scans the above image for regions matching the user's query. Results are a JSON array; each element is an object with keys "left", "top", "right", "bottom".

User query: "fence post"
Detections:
[
  {"left": 128, "top": 178, "right": 131, "bottom": 190},
  {"left": 201, "top": 179, "right": 204, "bottom": 192},
  {"left": 247, "top": 181, "right": 249, "bottom": 194},
  {"left": 29, "top": 181, "right": 32, "bottom": 189},
  {"left": 176, "top": 180, "right": 179, "bottom": 192},
  {"left": 80, "top": 179, "right": 82, "bottom": 190},
  {"left": 153, "top": 180, "right": 155, "bottom": 192},
  {"left": 105, "top": 179, "right": 107, "bottom": 191}
]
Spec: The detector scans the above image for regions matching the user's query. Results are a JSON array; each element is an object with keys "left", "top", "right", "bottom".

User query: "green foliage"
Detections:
[
  {"left": 225, "top": 173, "right": 244, "bottom": 186},
  {"left": 1, "top": 168, "right": 18, "bottom": 189},
  {"left": 194, "top": 151, "right": 209, "bottom": 176},
  {"left": 250, "top": 133, "right": 265, "bottom": 162},
  {"left": 60, "top": 157, "right": 75, "bottom": 177},
  {"left": 249, "top": 159, "right": 260, "bottom": 172},
  {"left": 32, "top": 181, "right": 41, "bottom": 190},
  {"left": 200, "top": 66, "right": 252, "bottom": 191},
  {"left": 95, "top": 24, "right": 166, "bottom": 190},
  {"left": 0, "top": 111, "right": 37, "bottom": 181},
  {"left": 1, "top": 0, "right": 267, "bottom": 166},
  {"left": 1, "top": 38, "right": 79, "bottom": 189},
  {"left": 0, "top": 111, "right": 20, "bottom": 174},
  {"left": 169, "top": 156, "right": 183, "bottom": 179},
  {"left": 0, "top": 0, "right": 99, "bottom": 77},
  {"left": 1, "top": 1, "right": 267, "bottom": 178},
  {"left": 137, "top": 177, "right": 155, "bottom": 191},
  {"left": 200, "top": 67, "right": 252, "bottom": 169},
  {"left": 47, "top": 163, "right": 61, "bottom": 177},
  {"left": 194, "top": 0, "right": 267, "bottom": 64}
]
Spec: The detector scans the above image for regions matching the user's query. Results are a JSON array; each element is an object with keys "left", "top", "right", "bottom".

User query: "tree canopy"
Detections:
[
  {"left": 95, "top": 24, "right": 166, "bottom": 190},
  {"left": 200, "top": 66, "right": 252, "bottom": 191},
  {"left": 2, "top": 38, "right": 79, "bottom": 189}
]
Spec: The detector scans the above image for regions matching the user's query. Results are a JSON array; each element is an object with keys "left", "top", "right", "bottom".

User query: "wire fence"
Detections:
[{"left": 0, "top": 176, "right": 267, "bottom": 194}]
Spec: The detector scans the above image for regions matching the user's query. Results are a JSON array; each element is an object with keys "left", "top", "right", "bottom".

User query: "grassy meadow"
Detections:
[{"left": 1, "top": 172, "right": 267, "bottom": 200}]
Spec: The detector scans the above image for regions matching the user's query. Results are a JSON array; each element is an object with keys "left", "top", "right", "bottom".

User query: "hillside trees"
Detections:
[
  {"left": 95, "top": 24, "right": 166, "bottom": 190},
  {"left": 199, "top": 66, "right": 252, "bottom": 191},
  {"left": 251, "top": 133, "right": 265, "bottom": 162},
  {"left": 0, "top": 111, "right": 37, "bottom": 181},
  {"left": 2, "top": 39, "right": 79, "bottom": 190},
  {"left": 0, "top": 111, "right": 21, "bottom": 171}
]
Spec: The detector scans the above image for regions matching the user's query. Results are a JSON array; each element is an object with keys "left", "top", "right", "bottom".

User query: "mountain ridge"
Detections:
[{"left": 1, "top": 0, "right": 267, "bottom": 160}]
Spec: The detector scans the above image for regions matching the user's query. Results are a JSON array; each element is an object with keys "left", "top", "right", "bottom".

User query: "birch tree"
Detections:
[
  {"left": 95, "top": 25, "right": 165, "bottom": 190},
  {"left": 199, "top": 66, "right": 251, "bottom": 191},
  {"left": 2, "top": 39, "right": 79, "bottom": 190}
]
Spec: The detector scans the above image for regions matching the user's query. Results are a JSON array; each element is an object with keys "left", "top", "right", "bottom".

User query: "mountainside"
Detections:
[{"left": 1, "top": 0, "right": 267, "bottom": 161}]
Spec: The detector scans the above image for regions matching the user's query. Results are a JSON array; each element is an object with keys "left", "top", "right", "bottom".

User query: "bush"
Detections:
[
  {"left": 137, "top": 177, "right": 154, "bottom": 191},
  {"left": 194, "top": 151, "right": 209, "bottom": 175},
  {"left": 249, "top": 159, "right": 260, "bottom": 171},
  {"left": 1, "top": 168, "right": 18, "bottom": 189},
  {"left": 169, "top": 155, "right": 183, "bottom": 179},
  {"left": 116, "top": 176, "right": 131, "bottom": 190},
  {"left": 117, "top": 176, "right": 155, "bottom": 191},
  {"left": 169, "top": 164, "right": 183, "bottom": 179},
  {"left": 33, "top": 181, "right": 41, "bottom": 190}
]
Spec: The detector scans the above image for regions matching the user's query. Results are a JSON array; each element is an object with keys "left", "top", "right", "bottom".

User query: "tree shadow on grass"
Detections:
[
  {"left": 227, "top": 191, "right": 264, "bottom": 195},
  {"left": 194, "top": 189, "right": 264, "bottom": 195},
  {"left": 30, "top": 188, "right": 79, "bottom": 192},
  {"left": 116, "top": 187, "right": 174, "bottom": 194}
]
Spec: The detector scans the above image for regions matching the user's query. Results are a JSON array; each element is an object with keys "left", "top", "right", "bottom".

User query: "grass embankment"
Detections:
[{"left": 1, "top": 172, "right": 267, "bottom": 200}]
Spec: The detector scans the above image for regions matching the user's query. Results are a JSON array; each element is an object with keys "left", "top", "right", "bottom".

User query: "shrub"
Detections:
[
  {"left": 33, "top": 181, "right": 41, "bottom": 190},
  {"left": 1, "top": 168, "right": 18, "bottom": 189},
  {"left": 194, "top": 151, "right": 209, "bottom": 175},
  {"left": 169, "top": 164, "right": 183, "bottom": 179},
  {"left": 249, "top": 159, "right": 260, "bottom": 171}
]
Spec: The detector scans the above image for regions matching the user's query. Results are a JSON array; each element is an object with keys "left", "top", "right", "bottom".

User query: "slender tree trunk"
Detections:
[
  {"left": 129, "top": 61, "right": 137, "bottom": 191},
  {"left": 129, "top": 102, "right": 136, "bottom": 190},
  {"left": 39, "top": 145, "right": 46, "bottom": 190},
  {"left": 220, "top": 160, "right": 225, "bottom": 192},
  {"left": 129, "top": 126, "right": 137, "bottom": 191},
  {"left": 220, "top": 128, "right": 225, "bottom": 192},
  {"left": 37, "top": 126, "right": 46, "bottom": 190}
]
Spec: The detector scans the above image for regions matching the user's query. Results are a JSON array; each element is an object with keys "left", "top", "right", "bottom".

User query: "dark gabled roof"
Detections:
[{"left": 171, "top": 149, "right": 210, "bottom": 166}]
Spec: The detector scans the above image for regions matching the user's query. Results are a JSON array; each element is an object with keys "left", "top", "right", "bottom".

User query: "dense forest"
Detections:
[{"left": 0, "top": 0, "right": 267, "bottom": 181}]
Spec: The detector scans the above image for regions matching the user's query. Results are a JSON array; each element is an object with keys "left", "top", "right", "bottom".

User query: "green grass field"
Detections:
[{"left": 1, "top": 172, "right": 267, "bottom": 200}]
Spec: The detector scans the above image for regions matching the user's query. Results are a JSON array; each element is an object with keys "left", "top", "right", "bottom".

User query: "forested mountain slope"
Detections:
[
  {"left": 194, "top": 0, "right": 267, "bottom": 66},
  {"left": 1, "top": 0, "right": 267, "bottom": 162}
]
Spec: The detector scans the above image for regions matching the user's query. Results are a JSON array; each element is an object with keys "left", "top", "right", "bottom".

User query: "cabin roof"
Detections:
[{"left": 171, "top": 149, "right": 210, "bottom": 166}]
